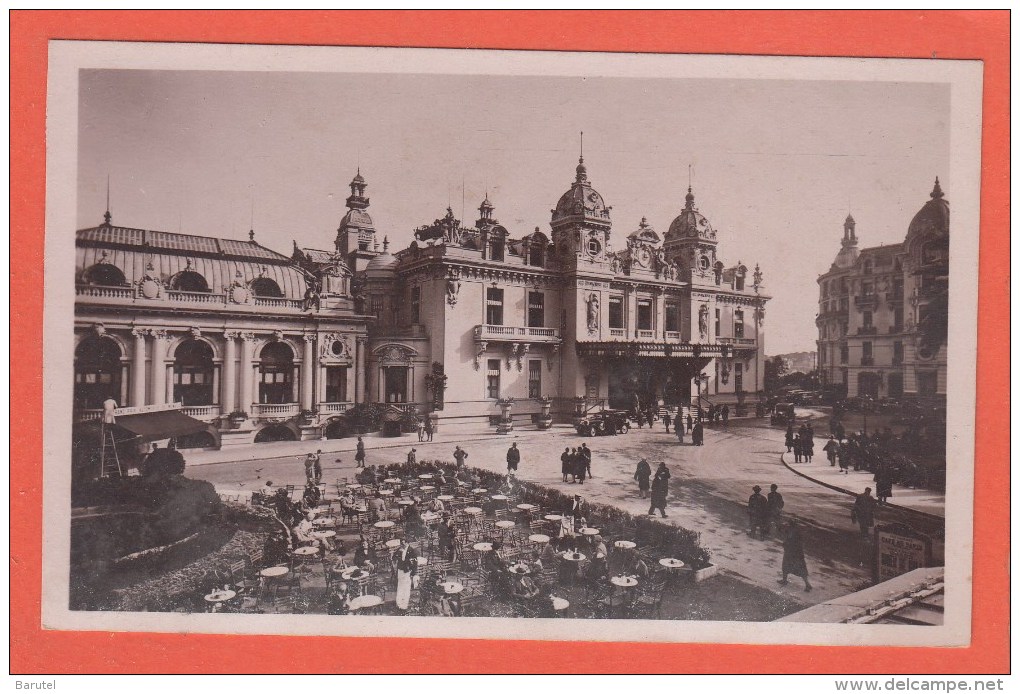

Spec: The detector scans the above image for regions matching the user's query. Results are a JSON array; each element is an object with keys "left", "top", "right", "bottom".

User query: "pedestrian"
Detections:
[
  {"left": 692, "top": 421, "right": 704, "bottom": 446},
  {"left": 747, "top": 485, "right": 768, "bottom": 539},
  {"left": 676, "top": 420, "right": 685, "bottom": 444},
  {"left": 560, "top": 447, "right": 571, "bottom": 483},
  {"left": 392, "top": 538, "right": 419, "bottom": 612},
  {"left": 453, "top": 445, "right": 468, "bottom": 467},
  {"left": 312, "top": 449, "right": 323, "bottom": 483},
  {"left": 851, "top": 487, "right": 877, "bottom": 541},
  {"left": 574, "top": 448, "right": 587, "bottom": 485},
  {"left": 635, "top": 410, "right": 645, "bottom": 429},
  {"left": 424, "top": 416, "right": 434, "bottom": 441},
  {"left": 580, "top": 443, "right": 593, "bottom": 479},
  {"left": 355, "top": 436, "right": 366, "bottom": 468},
  {"left": 506, "top": 442, "right": 520, "bottom": 475},
  {"left": 823, "top": 436, "right": 840, "bottom": 467},
  {"left": 778, "top": 521, "right": 813, "bottom": 592},
  {"left": 804, "top": 435, "right": 814, "bottom": 463},
  {"left": 648, "top": 463, "right": 671, "bottom": 518},
  {"left": 874, "top": 466, "right": 894, "bottom": 504},
  {"left": 793, "top": 434, "right": 803, "bottom": 463},
  {"left": 406, "top": 448, "right": 417, "bottom": 466},
  {"left": 417, "top": 417, "right": 425, "bottom": 442},
  {"left": 722, "top": 404, "right": 730, "bottom": 427},
  {"left": 634, "top": 458, "right": 652, "bottom": 499},
  {"left": 766, "top": 483, "right": 785, "bottom": 535},
  {"left": 304, "top": 452, "right": 316, "bottom": 483},
  {"left": 785, "top": 424, "right": 796, "bottom": 453},
  {"left": 837, "top": 445, "right": 851, "bottom": 474},
  {"left": 662, "top": 410, "right": 672, "bottom": 434},
  {"left": 686, "top": 412, "right": 694, "bottom": 434}
]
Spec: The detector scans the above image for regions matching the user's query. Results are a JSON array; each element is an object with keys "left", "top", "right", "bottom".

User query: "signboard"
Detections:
[
  {"left": 873, "top": 523, "right": 933, "bottom": 585},
  {"left": 113, "top": 402, "right": 183, "bottom": 416}
]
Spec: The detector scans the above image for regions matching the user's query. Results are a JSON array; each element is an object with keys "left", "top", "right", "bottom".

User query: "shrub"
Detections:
[{"left": 141, "top": 448, "right": 186, "bottom": 477}]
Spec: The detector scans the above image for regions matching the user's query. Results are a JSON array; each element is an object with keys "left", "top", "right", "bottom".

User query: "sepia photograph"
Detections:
[{"left": 41, "top": 39, "right": 982, "bottom": 648}]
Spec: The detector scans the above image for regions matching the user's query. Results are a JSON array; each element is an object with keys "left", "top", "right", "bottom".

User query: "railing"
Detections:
[
  {"left": 75, "top": 284, "right": 134, "bottom": 299},
  {"left": 167, "top": 289, "right": 223, "bottom": 304},
  {"left": 254, "top": 296, "right": 305, "bottom": 309},
  {"left": 76, "top": 409, "right": 104, "bottom": 422},
  {"left": 319, "top": 402, "right": 350, "bottom": 414},
  {"left": 854, "top": 295, "right": 879, "bottom": 308},
  {"left": 181, "top": 405, "right": 221, "bottom": 420},
  {"left": 610, "top": 328, "right": 626, "bottom": 337},
  {"left": 664, "top": 331, "right": 681, "bottom": 341},
  {"left": 474, "top": 325, "right": 561, "bottom": 342},
  {"left": 251, "top": 403, "right": 300, "bottom": 418},
  {"left": 718, "top": 337, "right": 756, "bottom": 346},
  {"left": 857, "top": 326, "right": 878, "bottom": 335},
  {"left": 637, "top": 329, "right": 655, "bottom": 340}
]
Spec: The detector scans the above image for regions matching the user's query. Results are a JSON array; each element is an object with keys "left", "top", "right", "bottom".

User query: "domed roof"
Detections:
[
  {"left": 365, "top": 238, "right": 397, "bottom": 278},
  {"left": 627, "top": 217, "right": 661, "bottom": 246},
  {"left": 906, "top": 178, "right": 950, "bottom": 242},
  {"left": 339, "top": 208, "right": 374, "bottom": 232},
  {"left": 550, "top": 156, "right": 611, "bottom": 229},
  {"left": 666, "top": 187, "right": 717, "bottom": 242}
]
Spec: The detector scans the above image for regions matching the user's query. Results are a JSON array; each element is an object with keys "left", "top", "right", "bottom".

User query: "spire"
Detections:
[
  {"left": 930, "top": 176, "right": 944, "bottom": 199},
  {"left": 103, "top": 175, "right": 112, "bottom": 225},
  {"left": 575, "top": 130, "right": 588, "bottom": 183},
  {"left": 841, "top": 211, "right": 857, "bottom": 248},
  {"left": 684, "top": 185, "right": 695, "bottom": 210},
  {"left": 347, "top": 169, "right": 369, "bottom": 210},
  {"left": 382, "top": 236, "right": 389, "bottom": 252}
]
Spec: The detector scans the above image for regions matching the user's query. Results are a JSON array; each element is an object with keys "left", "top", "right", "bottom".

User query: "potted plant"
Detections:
[
  {"left": 423, "top": 362, "right": 448, "bottom": 411},
  {"left": 496, "top": 397, "right": 515, "bottom": 434},
  {"left": 227, "top": 410, "right": 248, "bottom": 427},
  {"left": 299, "top": 408, "right": 318, "bottom": 425},
  {"left": 536, "top": 396, "right": 553, "bottom": 430}
]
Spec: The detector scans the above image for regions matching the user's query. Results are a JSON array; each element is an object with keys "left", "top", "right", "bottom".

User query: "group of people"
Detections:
[
  {"left": 746, "top": 483, "right": 786, "bottom": 540},
  {"left": 785, "top": 423, "right": 815, "bottom": 463},
  {"left": 633, "top": 459, "right": 673, "bottom": 518},
  {"left": 560, "top": 444, "right": 593, "bottom": 484},
  {"left": 415, "top": 416, "right": 435, "bottom": 442}
]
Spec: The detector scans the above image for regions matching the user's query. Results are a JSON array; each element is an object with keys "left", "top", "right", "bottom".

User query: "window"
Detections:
[
  {"left": 74, "top": 337, "right": 122, "bottom": 409},
  {"left": 83, "top": 263, "right": 127, "bottom": 287},
  {"left": 917, "top": 371, "right": 938, "bottom": 397},
  {"left": 893, "top": 341, "right": 904, "bottom": 365},
  {"left": 410, "top": 286, "right": 421, "bottom": 323},
  {"left": 863, "top": 259, "right": 873, "bottom": 275},
  {"left": 170, "top": 270, "right": 211, "bottom": 293},
  {"left": 888, "top": 373, "right": 904, "bottom": 398},
  {"left": 486, "top": 288, "right": 504, "bottom": 326},
  {"left": 714, "top": 309, "right": 721, "bottom": 337},
  {"left": 735, "top": 273, "right": 745, "bottom": 291},
  {"left": 529, "top": 238, "right": 546, "bottom": 267},
  {"left": 490, "top": 238, "right": 505, "bottom": 262},
  {"left": 863, "top": 310, "right": 873, "bottom": 328},
  {"left": 173, "top": 339, "right": 215, "bottom": 406},
  {"left": 637, "top": 299, "right": 653, "bottom": 331},
  {"left": 325, "top": 366, "right": 348, "bottom": 402},
  {"left": 893, "top": 306, "right": 904, "bottom": 332},
  {"left": 734, "top": 362, "right": 743, "bottom": 392},
  {"left": 608, "top": 296, "right": 624, "bottom": 329},
  {"left": 528, "top": 360, "right": 542, "bottom": 398},
  {"left": 250, "top": 277, "right": 283, "bottom": 297},
  {"left": 893, "top": 277, "right": 904, "bottom": 300},
  {"left": 840, "top": 343, "right": 849, "bottom": 364},
  {"left": 734, "top": 310, "right": 745, "bottom": 338},
  {"left": 665, "top": 301, "right": 681, "bottom": 332},
  {"left": 861, "top": 341, "right": 873, "bottom": 366},
  {"left": 862, "top": 281, "right": 874, "bottom": 297},
  {"left": 384, "top": 366, "right": 408, "bottom": 403},
  {"left": 259, "top": 342, "right": 295, "bottom": 404},
  {"left": 527, "top": 292, "right": 545, "bottom": 328},
  {"left": 486, "top": 359, "right": 501, "bottom": 399}
]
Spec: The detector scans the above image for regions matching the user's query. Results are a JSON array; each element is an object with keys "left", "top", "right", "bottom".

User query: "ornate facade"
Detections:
[
  {"left": 816, "top": 180, "right": 949, "bottom": 402},
  {"left": 74, "top": 155, "right": 769, "bottom": 449}
]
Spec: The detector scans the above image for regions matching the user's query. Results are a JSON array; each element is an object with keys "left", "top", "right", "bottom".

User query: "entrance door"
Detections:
[{"left": 857, "top": 372, "right": 881, "bottom": 399}]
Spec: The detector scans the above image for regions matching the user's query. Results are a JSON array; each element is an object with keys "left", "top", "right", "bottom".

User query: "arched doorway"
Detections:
[
  {"left": 323, "top": 417, "right": 350, "bottom": 440},
  {"left": 254, "top": 424, "right": 297, "bottom": 443},
  {"left": 259, "top": 342, "right": 295, "bottom": 404},
  {"left": 173, "top": 339, "right": 215, "bottom": 406},
  {"left": 74, "top": 337, "right": 123, "bottom": 409},
  {"left": 857, "top": 372, "right": 881, "bottom": 399},
  {"left": 173, "top": 430, "right": 217, "bottom": 449}
]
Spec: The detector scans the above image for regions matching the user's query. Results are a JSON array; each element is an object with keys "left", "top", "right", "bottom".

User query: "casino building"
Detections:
[{"left": 73, "top": 153, "right": 769, "bottom": 450}]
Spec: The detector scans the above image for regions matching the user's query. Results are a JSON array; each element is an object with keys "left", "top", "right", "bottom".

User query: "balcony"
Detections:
[
  {"left": 854, "top": 295, "right": 879, "bottom": 309},
  {"left": 181, "top": 405, "right": 221, "bottom": 421},
  {"left": 75, "top": 285, "right": 134, "bottom": 300},
  {"left": 319, "top": 402, "right": 351, "bottom": 414},
  {"left": 76, "top": 409, "right": 104, "bottom": 422},
  {"left": 857, "top": 326, "right": 878, "bottom": 336},
  {"left": 718, "top": 337, "right": 756, "bottom": 346},
  {"left": 251, "top": 403, "right": 300, "bottom": 419},
  {"left": 76, "top": 284, "right": 307, "bottom": 312},
  {"left": 860, "top": 356, "right": 874, "bottom": 366},
  {"left": 664, "top": 330, "right": 682, "bottom": 341},
  {"left": 253, "top": 296, "right": 305, "bottom": 309},
  {"left": 609, "top": 328, "right": 626, "bottom": 338},
  {"left": 636, "top": 329, "right": 655, "bottom": 340},
  {"left": 474, "top": 324, "right": 562, "bottom": 344}
]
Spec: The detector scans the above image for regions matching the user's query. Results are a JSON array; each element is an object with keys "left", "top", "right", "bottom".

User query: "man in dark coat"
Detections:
[
  {"left": 765, "top": 483, "right": 785, "bottom": 536},
  {"left": 560, "top": 447, "right": 571, "bottom": 483},
  {"left": 634, "top": 458, "right": 652, "bottom": 499},
  {"left": 453, "top": 445, "right": 468, "bottom": 467},
  {"left": 355, "top": 437, "right": 366, "bottom": 468},
  {"left": 823, "top": 436, "right": 840, "bottom": 467},
  {"left": 686, "top": 413, "right": 694, "bottom": 434},
  {"left": 778, "top": 521, "right": 812, "bottom": 592},
  {"left": 692, "top": 421, "right": 704, "bottom": 446},
  {"left": 851, "top": 487, "right": 877, "bottom": 540},
  {"left": 662, "top": 410, "right": 672, "bottom": 434},
  {"left": 574, "top": 448, "right": 587, "bottom": 485},
  {"left": 721, "top": 404, "right": 730, "bottom": 427},
  {"left": 747, "top": 485, "right": 768, "bottom": 539},
  {"left": 874, "top": 466, "right": 894, "bottom": 504},
  {"left": 580, "top": 443, "right": 593, "bottom": 479},
  {"left": 506, "top": 442, "right": 521, "bottom": 475},
  {"left": 785, "top": 424, "right": 796, "bottom": 453},
  {"left": 648, "top": 463, "right": 671, "bottom": 518}
]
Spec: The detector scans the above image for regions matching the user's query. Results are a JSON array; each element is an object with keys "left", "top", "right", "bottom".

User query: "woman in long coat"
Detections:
[
  {"left": 634, "top": 458, "right": 652, "bottom": 499},
  {"left": 574, "top": 449, "right": 587, "bottom": 485},
  {"left": 560, "top": 447, "right": 571, "bottom": 483},
  {"left": 779, "top": 521, "right": 812, "bottom": 592},
  {"left": 785, "top": 424, "right": 796, "bottom": 452},
  {"left": 692, "top": 421, "right": 704, "bottom": 446},
  {"left": 648, "top": 464, "right": 671, "bottom": 518}
]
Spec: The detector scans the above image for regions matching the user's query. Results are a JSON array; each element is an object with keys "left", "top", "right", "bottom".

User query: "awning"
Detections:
[{"left": 77, "top": 409, "right": 208, "bottom": 442}]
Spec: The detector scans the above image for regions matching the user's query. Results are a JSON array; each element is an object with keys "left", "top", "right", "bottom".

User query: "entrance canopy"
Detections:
[
  {"left": 576, "top": 342, "right": 733, "bottom": 359},
  {"left": 76, "top": 405, "right": 207, "bottom": 443}
]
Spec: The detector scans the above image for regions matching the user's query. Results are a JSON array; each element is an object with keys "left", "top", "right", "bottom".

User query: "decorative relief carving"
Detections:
[
  {"left": 698, "top": 304, "right": 709, "bottom": 340},
  {"left": 446, "top": 268, "right": 462, "bottom": 306},
  {"left": 586, "top": 293, "right": 600, "bottom": 334},
  {"left": 474, "top": 341, "right": 487, "bottom": 370}
]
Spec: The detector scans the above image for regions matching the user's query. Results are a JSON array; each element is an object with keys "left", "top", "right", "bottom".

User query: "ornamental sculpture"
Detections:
[
  {"left": 698, "top": 304, "right": 710, "bottom": 340},
  {"left": 586, "top": 293, "right": 600, "bottom": 334},
  {"left": 446, "top": 269, "right": 462, "bottom": 306}
]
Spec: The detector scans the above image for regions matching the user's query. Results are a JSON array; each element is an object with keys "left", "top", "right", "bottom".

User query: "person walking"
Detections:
[
  {"left": 580, "top": 443, "right": 593, "bottom": 479},
  {"left": 662, "top": 410, "right": 672, "bottom": 434},
  {"left": 793, "top": 434, "right": 803, "bottom": 463},
  {"left": 506, "top": 442, "right": 521, "bottom": 475},
  {"left": 747, "top": 485, "right": 768, "bottom": 539},
  {"left": 304, "top": 453, "right": 316, "bottom": 483},
  {"left": 778, "top": 521, "right": 812, "bottom": 592},
  {"left": 721, "top": 404, "right": 730, "bottom": 427},
  {"left": 560, "top": 447, "right": 571, "bottom": 483},
  {"left": 676, "top": 420, "right": 685, "bottom": 444},
  {"left": 355, "top": 436, "right": 366, "bottom": 468},
  {"left": 453, "top": 445, "right": 468, "bottom": 468},
  {"left": 634, "top": 458, "right": 652, "bottom": 499},
  {"left": 823, "top": 436, "right": 840, "bottom": 467},
  {"left": 574, "top": 448, "right": 587, "bottom": 485},
  {"left": 406, "top": 448, "right": 417, "bottom": 466},
  {"left": 692, "top": 420, "right": 704, "bottom": 446},
  {"left": 648, "top": 462, "right": 671, "bottom": 518},
  {"left": 785, "top": 424, "right": 796, "bottom": 453},
  {"left": 851, "top": 487, "right": 878, "bottom": 541},
  {"left": 874, "top": 465, "right": 894, "bottom": 505},
  {"left": 686, "top": 413, "right": 694, "bottom": 435},
  {"left": 393, "top": 538, "right": 419, "bottom": 612},
  {"left": 837, "top": 444, "right": 851, "bottom": 474},
  {"left": 766, "top": 483, "right": 785, "bottom": 536},
  {"left": 417, "top": 417, "right": 425, "bottom": 442},
  {"left": 804, "top": 434, "right": 814, "bottom": 463},
  {"left": 424, "top": 416, "right": 434, "bottom": 442}
]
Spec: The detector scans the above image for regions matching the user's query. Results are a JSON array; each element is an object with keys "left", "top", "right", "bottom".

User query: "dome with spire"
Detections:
[
  {"left": 666, "top": 187, "right": 717, "bottom": 242},
  {"left": 364, "top": 237, "right": 397, "bottom": 279},
  {"left": 550, "top": 155, "right": 612, "bottom": 231},
  {"left": 627, "top": 217, "right": 661, "bottom": 246},
  {"left": 906, "top": 177, "right": 950, "bottom": 243}
]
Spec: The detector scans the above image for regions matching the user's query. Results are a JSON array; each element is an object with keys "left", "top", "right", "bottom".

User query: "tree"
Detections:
[{"left": 764, "top": 356, "right": 788, "bottom": 395}]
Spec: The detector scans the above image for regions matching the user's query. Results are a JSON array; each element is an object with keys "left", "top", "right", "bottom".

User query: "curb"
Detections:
[{"left": 779, "top": 452, "right": 942, "bottom": 522}]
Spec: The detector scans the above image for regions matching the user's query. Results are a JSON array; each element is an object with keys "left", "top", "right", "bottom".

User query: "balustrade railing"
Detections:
[
  {"left": 474, "top": 325, "right": 561, "bottom": 341},
  {"left": 181, "top": 405, "right": 221, "bottom": 420},
  {"left": 636, "top": 329, "right": 655, "bottom": 340},
  {"left": 319, "top": 402, "right": 350, "bottom": 414},
  {"left": 252, "top": 403, "right": 300, "bottom": 418},
  {"left": 75, "top": 284, "right": 134, "bottom": 299},
  {"left": 167, "top": 289, "right": 223, "bottom": 304},
  {"left": 254, "top": 296, "right": 305, "bottom": 309},
  {"left": 609, "top": 328, "right": 626, "bottom": 338}
]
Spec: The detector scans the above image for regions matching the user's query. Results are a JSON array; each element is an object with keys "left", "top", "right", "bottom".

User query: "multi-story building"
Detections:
[
  {"left": 816, "top": 180, "right": 949, "bottom": 402},
  {"left": 73, "top": 153, "right": 770, "bottom": 451}
]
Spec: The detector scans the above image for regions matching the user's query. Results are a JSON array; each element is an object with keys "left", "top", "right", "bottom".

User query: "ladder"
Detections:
[{"left": 99, "top": 422, "right": 124, "bottom": 478}]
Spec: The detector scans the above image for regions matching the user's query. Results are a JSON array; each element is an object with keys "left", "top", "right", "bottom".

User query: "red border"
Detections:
[{"left": 10, "top": 10, "right": 1009, "bottom": 674}]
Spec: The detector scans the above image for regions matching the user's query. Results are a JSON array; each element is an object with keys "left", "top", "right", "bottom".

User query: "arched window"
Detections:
[
  {"left": 173, "top": 339, "right": 215, "bottom": 406},
  {"left": 82, "top": 263, "right": 127, "bottom": 287},
  {"left": 259, "top": 341, "right": 295, "bottom": 404},
  {"left": 254, "top": 424, "right": 297, "bottom": 443},
  {"left": 74, "top": 337, "right": 122, "bottom": 410},
  {"left": 170, "top": 270, "right": 210, "bottom": 293},
  {"left": 862, "top": 258, "right": 873, "bottom": 275},
  {"left": 250, "top": 277, "right": 283, "bottom": 297}
]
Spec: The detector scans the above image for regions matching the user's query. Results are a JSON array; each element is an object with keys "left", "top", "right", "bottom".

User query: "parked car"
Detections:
[
  {"left": 575, "top": 409, "right": 632, "bottom": 436},
  {"left": 770, "top": 403, "right": 796, "bottom": 426}
]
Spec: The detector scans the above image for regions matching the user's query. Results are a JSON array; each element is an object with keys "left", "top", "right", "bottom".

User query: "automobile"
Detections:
[
  {"left": 575, "top": 409, "right": 632, "bottom": 436},
  {"left": 770, "top": 402, "right": 796, "bottom": 426}
]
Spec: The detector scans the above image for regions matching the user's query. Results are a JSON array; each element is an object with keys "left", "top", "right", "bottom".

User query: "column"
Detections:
[
  {"left": 131, "top": 328, "right": 147, "bottom": 406},
  {"left": 655, "top": 290, "right": 665, "bottom": 339},
  {"left": 301, "top": 334, "right": 315, "bottom": 410},
  {"left": 221, "top": 331, "right": 238, "bottom": 413},
  {"left": 627, "top": 286, "right": 638, "bottom": 338},
  {"left": 355, "top": 336, "right": 367, "bottom": 403},
  {"left": 149, "top": 329, "right": 168, "bottom": 405},
  {"left": 239, "top": 332, "right": 255, "bottom": 415}
]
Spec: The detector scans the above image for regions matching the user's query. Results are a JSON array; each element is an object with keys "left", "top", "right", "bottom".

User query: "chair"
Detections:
[{"left": 634, "top": 575, "right": 669, "bottom": 619}]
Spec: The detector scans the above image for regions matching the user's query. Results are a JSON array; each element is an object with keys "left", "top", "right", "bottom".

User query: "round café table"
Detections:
[
  {"left": 313, "top": 517, "right": 335, "bottom": 528},
  {"left": 544, "top": 514, "right": 563, "bottom": 522},
  {"left": 385, "top": 539, "right": 402, "bottom": 549},
  {"left": 204, "top": 589, "right": 236, "bottom": 604},
  {"left": 611, "top": 576, "right": 639, "bottom": 588},
  {"left": 509, "top": 563, "right": 531, "bottom": 575},
  {"left": 464, "top": 507, "right": 482, "bottom": 516},
  {"left": 491, "top": 494, "right": 508, "bottom": 501},
  {"left": 473, "top": 542, "right": 493, "bottom": 552},
  {"left": 516, "top": 503, "right": 536, "bottom": 511},
  {"left": 293, "top": 546, "right": 319, "bottom": 557},
  {"left": 471, "top": 488, "right": 488, "bottom": 494},
  {"left": 442, "top": 581, "right": 465, "bottom": 595},
  {"left": 579, "top": 527, "right": 600, "bottom": 536},
  {"left": 341, "top": 567, "right": 371, "bottom": 581},
  {"left": 495, "top": 520, "right": 516, "bottom": 529},
  {"left": 349, "top": 594, "right": 383, "bottom": 612},
  {"left": 378, "top": 489, "right": 394, "bottom": 496},
  {"left": 346, "top": 483, "right": 362, "bottom": 490},
  {"left": 384, "top": 478, "right": 401, "bottom": 484},
  {"left": 614, "top": 540, "right": 637, "bottom": 550},
  {"left": 397, "top": 499, "right": 415, "bottom": 506},
  {"left": 437, "top": 495, "right": 454, "bottom": 501},
  {"left": 528, "top": 534, "right": 550, "bottom": 544},
  {"left": 562, "top": 551, "right": 587, "bottom": 562},
  {"left": 419, "top": 474, "right": 433, "bottom": 480},
  {"left": 260, "top": 565, "right": 289, "bottom": 579},
  {"left": 420, "top": 486, "right": 436, "bottom": 492},
  {"left": 659, "top": 558, "right": 685, "bottom": 569},
  {"left": 374, "top": 520, "right": 395, "bottom": 529},
  {"left": 551, "top": 597, "right": 570, "bottom": 614},
  {"left": 312, "top": 530, "right": 336, "bottom": 539}
]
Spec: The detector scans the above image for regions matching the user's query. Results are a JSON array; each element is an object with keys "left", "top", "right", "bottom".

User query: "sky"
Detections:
[{"left": 76, "top": 69, "right": 950, "bottom": 355}]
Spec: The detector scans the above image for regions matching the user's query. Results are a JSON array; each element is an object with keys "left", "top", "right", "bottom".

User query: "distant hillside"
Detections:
[{"left": 768, "top": 351, "right": 816, "bottom": 373}]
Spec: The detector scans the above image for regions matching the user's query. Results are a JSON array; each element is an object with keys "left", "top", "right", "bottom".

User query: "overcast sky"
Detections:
[{"left": 76, "top": 69, "right": 949, "bottom": 355}]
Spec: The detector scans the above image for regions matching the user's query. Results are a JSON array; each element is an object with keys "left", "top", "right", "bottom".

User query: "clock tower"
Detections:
[
  {"left": 549, "top": 148, "right": 613, "bottom": 271},
  {"left": 663, "top": 186, "right": 719, "bottom": 282}
]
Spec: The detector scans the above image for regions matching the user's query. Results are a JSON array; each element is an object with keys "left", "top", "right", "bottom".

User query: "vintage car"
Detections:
[
  {"left": 575, "top": 409, "right": 632, "bottom": 436},
  {"left": 770, "top": 402, "right": 796, "bottom": 426}
]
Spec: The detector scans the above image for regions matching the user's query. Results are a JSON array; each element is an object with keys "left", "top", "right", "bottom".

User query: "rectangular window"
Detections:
[
  {"left": 325, "top": 366, "right": 348, "bottom": 402},
  {"left": 893, "top": 277, "right": 904, "bottom": 299},
  {"left": 665, "top": 301, "right": 681, "bottom": 332},
  {"left": 410, "top": 286, "right": 421, "bottom": 324},
  {"left": 384, "top": 367, "right": 408, "bottom": 403},
  {"left": 486, "top": 287, "right": 504, "bottom": 326},
  {"left": 528, "top": 360, "right": 542, "bottom": 398},
  {"left": 715, "top": 308, "right": 721, "bottom": 336},
  {"left": 637, "top": 300, "right": 653, "bottom": 330},
  {"left": 486, "top": 359, "right": 501, "bottom": 399},
  {"left": 862, "top": 281, "right": 874, "bottom": 296},
  {"left": 893, "top": 306, "right": 904, "bottom": 332},
  {"left": 608, "top": 296, "right": 624, "bottom": 329},
  {"left": 840, "top": 344, "right": 849, "bottom": 364},
  {"left": 490, "top": 239, "right": 505, "bottom": 262},
  {"left": 893, "top": 341, "right": 904, "bottom": 365},
  {"left": 863, "top": 310, "right": 873, "bottom": 328},
  {"left": 734, "top": 310, "right": 745, "bottom": 338},
  {"left": 734, "top": 362, "right": 743, "bottom": 392},
  {"left": 862, "top": 341, "right": 873, "bottom": 366},
  {"left": 527, "top": 292, "right": 545, "bottom": 328}
]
